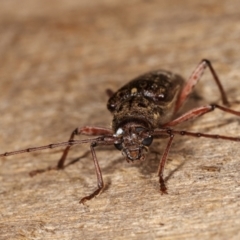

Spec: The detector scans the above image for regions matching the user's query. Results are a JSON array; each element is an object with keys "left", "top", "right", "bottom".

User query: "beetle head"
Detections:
[{"left": 114, "top": 122, "right": 153, "bottom": 162}]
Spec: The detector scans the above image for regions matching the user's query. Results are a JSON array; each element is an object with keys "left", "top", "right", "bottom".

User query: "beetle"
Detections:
[{"left": 1, "top": 59, "right": 240, "bottom": 203}]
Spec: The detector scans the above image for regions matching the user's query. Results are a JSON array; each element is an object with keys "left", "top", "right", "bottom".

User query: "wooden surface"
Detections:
[{"left": 1, "top": 0, "right": 240, "bottom": 239}]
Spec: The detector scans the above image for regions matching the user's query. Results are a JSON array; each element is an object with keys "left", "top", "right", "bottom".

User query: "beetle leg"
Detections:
[
  {"left": 164, "top": 104, "right": 240, "bottom": 128},
  {"left": 175, "top": 59, "right": 229, "bottom": 113},
  {"left": 57, "top": 126, "right": 112, "bottom": 169},
  {"left": 28, "top": 126, "right": 112, "bottom": 176},
  {"left": 80, "top": 142, "right": 104, "bottom": 204},
  {"left": 157, "top": 134, "right": 175, "bottom": 194}
]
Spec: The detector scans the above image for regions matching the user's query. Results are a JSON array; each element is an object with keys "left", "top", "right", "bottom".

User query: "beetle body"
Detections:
[
  {"left": 107, "top": 70, "right": 184, "bottom": 161},
  {"left": 2, "top": 59, "right": 239, "bottom": 204}
]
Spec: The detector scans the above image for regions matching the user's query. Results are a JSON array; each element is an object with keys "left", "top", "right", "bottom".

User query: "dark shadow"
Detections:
[
  {"left": 164, "top": 160, "right": 187, "bottom": 183},
  {"left": 64, "top": 151, "right": 91, "bottom": 168},
  {"left": 138, "top": 139, "right": 189, "bottom": 186},
  {"left": 196, "top": 117, "right": 240, "bottom": 133},
  {"left": 29, "top": 150, "right": 91, "bottom": 177}
]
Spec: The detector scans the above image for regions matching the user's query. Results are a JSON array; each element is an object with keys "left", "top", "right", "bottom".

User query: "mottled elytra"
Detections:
[{"left": 1, "top": 59, "right": 240, "bottom": 204}]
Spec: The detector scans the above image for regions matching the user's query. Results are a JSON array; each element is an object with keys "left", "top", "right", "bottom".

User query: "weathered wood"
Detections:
[{"left": 0, "top": 0, "right": 240, "bottom": 239}]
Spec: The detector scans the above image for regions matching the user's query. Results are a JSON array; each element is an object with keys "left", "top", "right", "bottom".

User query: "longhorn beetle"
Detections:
[{"left": 1, "top": 59, "right": 240, "bottom": 204}]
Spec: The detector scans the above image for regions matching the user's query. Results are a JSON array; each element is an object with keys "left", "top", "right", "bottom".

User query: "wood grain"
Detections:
[{"left": 0, "top": 0, "right": 240, "bottom": 239}]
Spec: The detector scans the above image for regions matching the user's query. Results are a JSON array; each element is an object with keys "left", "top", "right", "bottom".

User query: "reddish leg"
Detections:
[
  {"left": 156, "top": 102, "right": 240, "bottom": 193},
  {"left": 0, "top": 129, "right": 115, "bottom": 203},
  {"left": 29, "top": 126, "right": 112, "bottom": 176},
  {"left": 164, "top": 104, "right": 240, "bottom": 128},
  {"left": 175, "top": 59, "right": 229, "bottom": 113},
  {"left": 157, "top": 134, "right": 175, "bottom": 194},
  {"left": 57, "top": 126, "right": 112, "bottom": 169},
  {"left": 80, "top": 142, "right": 104, "bottom": 204},
  {"left": 154, "top": 121, "right": 240, "bottom": 194}
]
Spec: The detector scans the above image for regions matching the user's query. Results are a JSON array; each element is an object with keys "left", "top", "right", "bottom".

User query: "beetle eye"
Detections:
[
  {"left": 142, "top": 136, "right": 153, "bottom": 146},
  {"left": 114, "top": 142, "right": 123, "bottom": 150}
]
